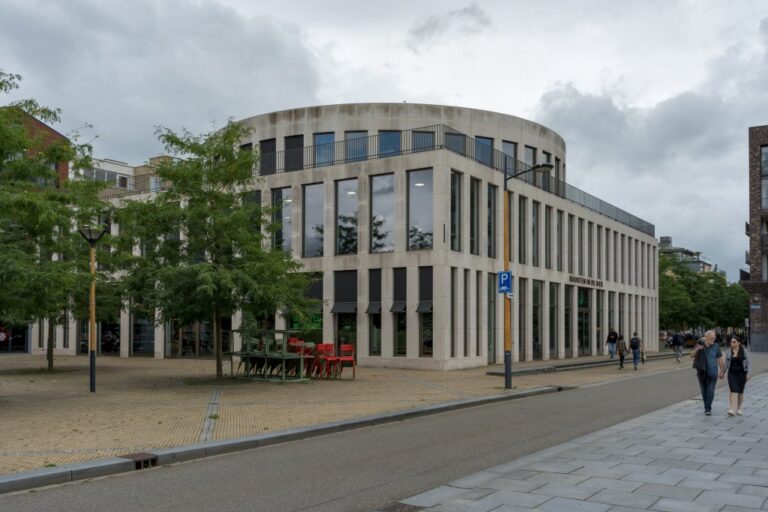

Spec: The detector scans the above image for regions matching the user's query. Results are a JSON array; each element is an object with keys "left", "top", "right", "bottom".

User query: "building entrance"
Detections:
[
  {"left": 577, "top": 287, "right": 591, "bottom": 356},
  {"left": 0, "top": 324, "right": 28, "bottom": 353}
]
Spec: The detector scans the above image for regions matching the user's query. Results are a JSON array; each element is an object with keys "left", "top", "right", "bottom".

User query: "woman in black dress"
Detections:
[{"left": 722, "top": 336, "right": 751, "bottom": 416}]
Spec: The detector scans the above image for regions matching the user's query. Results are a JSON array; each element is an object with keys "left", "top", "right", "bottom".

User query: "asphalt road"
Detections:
[{"left": 3, "top": 357, "right": 767, "bottom": 512}]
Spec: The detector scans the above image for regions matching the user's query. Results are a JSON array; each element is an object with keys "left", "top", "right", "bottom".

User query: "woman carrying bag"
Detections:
[{"left": 722, "top": 336, "right": 752, "bottom": 416}]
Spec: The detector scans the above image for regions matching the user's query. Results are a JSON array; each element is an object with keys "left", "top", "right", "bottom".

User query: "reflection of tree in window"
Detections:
[
  {"left": 371, "top": 174, "right": 395, "bottom": 253},
  {"left": 408, "top": 169, "right": 433, "bottom": 250},
  {"left": 409, "top": 226, "right": 433, "bottom": 250}
]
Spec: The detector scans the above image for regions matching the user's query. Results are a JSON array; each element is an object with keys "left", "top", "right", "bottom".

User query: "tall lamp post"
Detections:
[
  {"left": 502, "top": 162, "right": 554, "bottom": 389},
  {"left": 79, "top": 225, "right": 107, "bottom": 393}
]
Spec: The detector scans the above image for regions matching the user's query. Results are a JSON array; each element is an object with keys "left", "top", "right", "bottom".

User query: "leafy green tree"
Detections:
[
  {"left": 114, "top": 120, "right": 314, "bottom": 379},
  {"left": 0, "top": 70, "right": 106, "bottom": 370}
]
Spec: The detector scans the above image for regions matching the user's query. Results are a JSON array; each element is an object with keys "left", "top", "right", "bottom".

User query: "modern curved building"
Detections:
[
  {"left": 24, "top": 103, "right": 658, "bottom": 369},
  {"left": 234, "top": 103, "right": 658, "bottom": 370}
]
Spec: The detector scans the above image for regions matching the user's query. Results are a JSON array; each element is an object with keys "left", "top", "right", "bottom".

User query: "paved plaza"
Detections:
[
  {"left": 395, "top": 373, "right": 768, "bottom": 512},
  {"left": 0, "top": 353, "right": 681, "bottom": 476}
]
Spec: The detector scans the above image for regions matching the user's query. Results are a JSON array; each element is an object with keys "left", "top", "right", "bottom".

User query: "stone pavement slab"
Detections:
[{"left": 394, "top": 373, "right": 768, "bottom": 512}]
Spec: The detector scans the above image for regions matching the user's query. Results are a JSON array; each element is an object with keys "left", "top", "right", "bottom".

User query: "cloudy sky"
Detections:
[{"left": 2, "top": 0, "right": 765, "bottom": 280}]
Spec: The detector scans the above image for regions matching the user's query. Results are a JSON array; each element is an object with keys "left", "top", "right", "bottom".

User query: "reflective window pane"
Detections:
[
  {"left": 412, "top": 131, "right": 435, "bottom": 152},
  {"left": 371, "top": 174, "right": 395, "bottom": 252},
  {"left": 345, "top": 131, "right": 367, "bottom": 162},
  {"left": 336, "top": 179, "right": 358, "bottom": 255},
  {"left": 378, "top": 130, "right": 401, "bottom": 157},
  {"left": 314, "top": 133, "right": 335, "bottom": 167},
  {"left": 272, "top": 187, "right": 293, "bottom": 252},
  {"left": 475, "top": 136, "right": 493, "bottom": 166},
  {"left": 302, "top": 183, "right": 324, "bottom": 257},
  {"left": 408, "top": 169, "right": 433, "bottom": 250}
]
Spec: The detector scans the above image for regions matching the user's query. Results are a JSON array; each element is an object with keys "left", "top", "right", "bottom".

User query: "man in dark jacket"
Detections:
[
  {"left": 691, "top": 330, "right": 724, "bottom": 416},
  {"left": 606, "top": 329, "right": 618, "bottom": 359},
  {"left": 672, "top": 332, "right": 684, "bottom": 362}
]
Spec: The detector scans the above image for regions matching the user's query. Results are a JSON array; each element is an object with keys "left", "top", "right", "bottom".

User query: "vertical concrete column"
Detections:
[
  {"left": 358, "top": 268, "right": 369, "bottom": 357},
  {"left": 153, "top": 309, "right": 165, "bottom": 359},
  {"left": 477, "top": 271, "right": 486, "bottom": 361},
  {"left": 512, "top": 279, "right": 520, "bottom": 363},
  {"left": 542, "top": 280, "right": 550, "bottom": 360},
  {"left": 67, "top": 316, "right": 77, "bottom": 356},
  {"left": 394, "top": 170, "right": 407, "bottom": 253},
  {"left": 558, "top": 283, "right": 566, "bottom": 359},
  {"left": 381, "top": 266, "right": 394, "bottom": 358},
  {"left": 323, "top": 179, "right": 334, "bottom": 261},
  {"left": 120, "top": 307, "right": 130, "bottom": 358},
  {"left": 605, "top": 228, "right": 612, "bottom": 283},
  {"left": 589, "top": 288, "right": 597, "bottom": 356},
  {"left": 406, "top": 266, "right": 418, "bottom": 359},
  {"left": 358, "top": 172, "right": 370, "bottom": 257},
  {"left": 232, "top": 310, "right": 243, "bottom": 352},
  {"left": 322, "top": 271, "right": 333, "bottom": 346},
  {"left": 563, "top": 213, "right": 570, "bottom": 275},
  {"left": 524, "top": 278, "right": 533, "bottom": 361},
  {"left": 291, "top": 184, "right": 300, "bottom": 260},
  {"left": 433, "top": 265, "right": 449, "bottom": 361}
]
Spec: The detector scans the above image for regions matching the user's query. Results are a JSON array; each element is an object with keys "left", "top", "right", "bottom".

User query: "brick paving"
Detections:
[
  {"left": 395, "top": 373, "right": 768, "bottom": 512},
  {"left": 0, "top": 353, "right": 682, "bottom": 475}
]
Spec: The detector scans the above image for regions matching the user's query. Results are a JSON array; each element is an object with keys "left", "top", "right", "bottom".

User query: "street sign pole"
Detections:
[{"left": 498, "top": 270, "right": 513, "bottom": 389}]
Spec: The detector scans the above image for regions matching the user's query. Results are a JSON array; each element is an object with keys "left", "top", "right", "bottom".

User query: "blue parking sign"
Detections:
[{"left": 498, "top": 271, "right": 513, "bottom": 293}]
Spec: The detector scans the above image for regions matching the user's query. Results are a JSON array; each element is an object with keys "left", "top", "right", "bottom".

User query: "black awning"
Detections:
[
  {"left": 365, "top": 302, "right": 381, "bottom": 314},
  {"left": 390, "top": 301, "right": 407, "bottom": 313},
  {"left": 331, "top": 302, "right": 357, "bottom": 313},
  {"left": 416, "top": 300, "right": 433, "bottom": 313}
]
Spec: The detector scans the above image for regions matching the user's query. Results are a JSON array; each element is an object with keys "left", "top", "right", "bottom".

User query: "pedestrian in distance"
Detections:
[
  {"left": 672, "top": 331, "right": 684, "bottom": 363},
  {"left": 630, "top": 332, "right": 642, "bottom": 370},
  {"left": 606, "top": 329, "right": 618, "bottom": 360},
  {"left": 616, "top": 334, "right": 627, "bottom": 369},
  {"left": 722, "top": 335, "right": 752, "bottom": 416},
  {"left": 691, "top": 330, "right": 724, "bottom": 416}
]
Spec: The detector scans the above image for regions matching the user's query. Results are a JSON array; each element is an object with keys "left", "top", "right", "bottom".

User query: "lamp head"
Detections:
[
  {"left": 78, "top": 225, "right": 107, "bottom": 245},
  {"left": 528, "top": 163, "right": 554, "bottom": 174}
]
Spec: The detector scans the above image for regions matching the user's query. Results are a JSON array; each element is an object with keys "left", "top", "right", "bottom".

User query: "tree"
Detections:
[
  {"left": 0, "top": 70, "right": 106, "bottom": 370},
  {"left": 114, "top": 120, "right": 314, "bottom": 379}
]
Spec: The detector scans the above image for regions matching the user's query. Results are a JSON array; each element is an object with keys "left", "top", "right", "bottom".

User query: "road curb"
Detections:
[
  {"left": 486, "top": 352, "right": 677, "bottom": 376},
  {"left": 0, "top": 385, "right": 568, "bottom": 494}
]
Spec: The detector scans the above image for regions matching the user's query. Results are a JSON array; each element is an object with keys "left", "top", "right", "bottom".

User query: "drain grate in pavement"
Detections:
[
  {"left": 199, "top": 387, "right": 222, "bottom": 441},
  {"left": 119, "top": 452, "right": 158, "bottom": 470}
]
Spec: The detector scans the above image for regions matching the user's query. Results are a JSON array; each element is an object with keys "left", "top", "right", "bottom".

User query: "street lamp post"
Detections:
[
  {"left": 78, "top": 225, "right": 107, "bottom": 393},
  {"left": 502, "top": 162, "right": 554, "bottom": 389}
]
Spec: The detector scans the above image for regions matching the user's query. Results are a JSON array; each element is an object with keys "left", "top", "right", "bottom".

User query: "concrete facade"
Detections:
[{"left": 24, "top": 104, "right": 658, "bottom": 370}]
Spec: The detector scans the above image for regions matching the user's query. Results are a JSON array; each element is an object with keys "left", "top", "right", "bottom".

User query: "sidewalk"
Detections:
[
  {"left": 395, "top": 373, "right": 768, "bottom": 512},
  {"left": 0, "top": 352, "right": 684, "bottom": 477}
]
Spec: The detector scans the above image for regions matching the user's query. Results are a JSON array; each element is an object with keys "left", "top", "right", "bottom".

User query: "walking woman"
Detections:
[{"left": 722, "top": 336, "right": 752, "bottom": 416}]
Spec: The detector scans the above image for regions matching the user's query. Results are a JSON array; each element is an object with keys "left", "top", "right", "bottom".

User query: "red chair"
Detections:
[
  {"left": 312, "top": 343, "right": 339, "bottom": 379},
  {"left": 337, "top": 343, "right": 356, "bottom": 379}
]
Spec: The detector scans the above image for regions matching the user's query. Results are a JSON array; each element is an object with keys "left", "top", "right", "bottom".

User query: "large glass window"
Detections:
[
  {"left": 272, "top": 187, "right": 293, "bottom": 252},
  {"left": 259, "top": 138, "right": 276, "bottom": 175},
  {"left": 532, "top": 201, "right": 540, "bottom": 267},
  {"left": 557, "top": 210, "right": 563, "bottom": 271},
  {"left": 412, "top": 131, "right": 435, "bottom": 152},
  {"left": 518, "top": 196, "right": 527, "bottom": 264},
  {"left": 371, "top": 174, "right": 395, "bottom": 252},
  {"left": 502, "top": 141, "right": 517, "bottom": 175},
  {"left": 470, "top": 178, "right": 480, "bottom": 255},
  {"left": 463, "top": 269, "right": 469, "bottom": 357},
  {"left": 545, "top": 206, "right": 552, "bottom": 269},
  {"left": 487, "top": 184, "right": 497, "bottom": 258},
  {"left": 314, "top": 132, "right": 335, "bottom": 167},
  {"left": 393, "top": 267, "right": 407, "bottom": 357},
  {"left": 446, "top": 132, "right": 466, "bottom": 155},
  {"left": 285, "top": 134, "right": 304, "bottom": 171},
  {"left": 408, "top": 169, "right": 433, "bottom": 250},
  {"left": 487, "top": 273, "right": 496, "bottom": 364},
  {"left": 596, "top": 290, "right": 604, "bottom": 355},
  {"left": 450, "top": 172, "right": 461, "bottom": 251},
  {"left": 524, "top": 145, "right": 537, "bottom": 185},
  {"left": 475, "top": 136, "right": 493, "bottom": 166},
  {"left": 518, "top": 278, "right": 527, "bottom": 361},
  {"left": 762, "top": 146, "right": 768, "bottom": 176},
  {"left": 345, "top": 131, "right": 367, "bottom": 162},
  {"left": 450, "top": 267, "right": 456, "bottom": 358},
  {"left": 335, "top": 179, "right": 358, "bottom": 255},
  {"left": 378, "top": 130, "right": 401, "bottom": 157},
  {"left": 418, "top": 266, "right": 433, "bottom": 358},
  {"left": 302, "top": 183, "right": 324, "bottom": 257},
  {"left": 368, "top": 269, "right": 381, "bottom": 356},
  {"left": 549, "top": 283, "right": 558, "bottom": 358},
  {"left": 532, "top": 280, "right": 543, "bottom": 360},
  {"left": 131, "top": 313, "right": 154, "bottom": 356}
]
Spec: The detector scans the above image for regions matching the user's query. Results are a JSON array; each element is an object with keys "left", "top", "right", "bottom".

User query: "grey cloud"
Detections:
[
  {"left": 0, "top": 0, "right": 321, "bottom": 164},
  {"left": 534, "top": 18, "right": 768, "bottom": 281},
  {"left": 406, "top": 3, "right": 490, "bottom": 52}
]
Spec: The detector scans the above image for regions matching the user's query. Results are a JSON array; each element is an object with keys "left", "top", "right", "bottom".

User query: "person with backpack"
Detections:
[
  {"left": 672, "top": 331, "right": 684, "bottom": 363},
  {"left": 616, "top": 334, "right": 627, "bottom": 369},
  {"left": 606, "top": 329, "right": 618, "bottom": 359},
  {"left": 629, "top": 332, "right": 642, "bottom": 370}
]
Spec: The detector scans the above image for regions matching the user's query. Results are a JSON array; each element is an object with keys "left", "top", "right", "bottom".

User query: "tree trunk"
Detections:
[
  {"left": 214, "top": 311, "right": 223, "bottom": 380},
  {"left": 46, "top": 319, "right": 55, "bottom": 371}
]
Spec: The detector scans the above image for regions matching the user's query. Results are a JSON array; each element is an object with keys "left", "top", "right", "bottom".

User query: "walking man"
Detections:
[
  {"left": 691, "top": 330, "right": 724, "bottom": 416},
  {"left": 606, "top": 329, "right": 618, "bottom": 359},
  {"left": 672, "top": 331, "right": 684, "bottom": 363},
  {"left": 629, "top": 332, "right": 642, "bottom": 370},
  {"left": 616, "top": 335, "right": 627, "bottom": 369}
]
